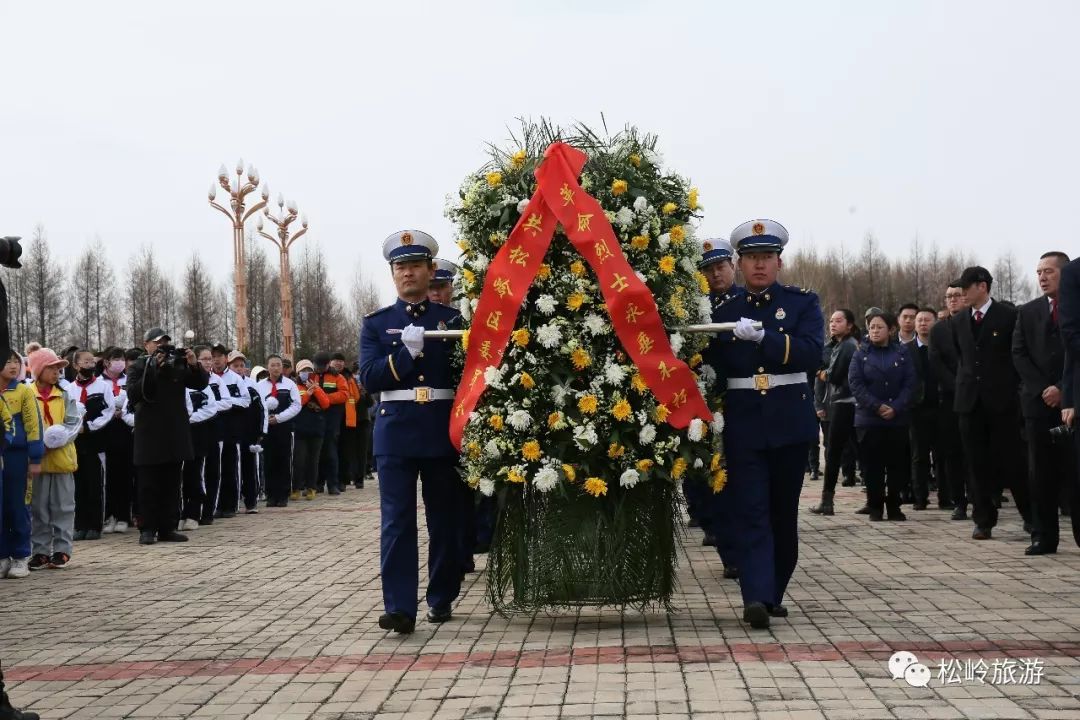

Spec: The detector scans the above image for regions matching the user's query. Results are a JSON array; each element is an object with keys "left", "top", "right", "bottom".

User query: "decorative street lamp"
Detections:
[
  {"left": 208, "top": 159, "right": 267, "bottom": 352},
  {"left": 256, "top": 196, "right": 308, "bottom": 359}
]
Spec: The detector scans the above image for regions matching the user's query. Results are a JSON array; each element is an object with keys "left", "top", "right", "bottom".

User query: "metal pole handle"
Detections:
[{"left": 383, "top": 321, "right": 762, "bottom": 340}]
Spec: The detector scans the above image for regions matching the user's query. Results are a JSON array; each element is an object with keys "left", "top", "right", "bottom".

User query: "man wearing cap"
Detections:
[
  {"left": 126, "top": 328, "right": 209, "bottom": 545},
  {"left": 950, "top": 266, "right": 1030, "bottom": 540},
  {"left": 695, "top": 238, "right": 740, "bottom": 576},
  {"left": 360, "top": 229, "right": 464, "bottom": 634},
  {"left": 705, "top": 220, "right": 824, "bottom": 630},
  {"left": 427, "top": 258, "right": 460, "bottom": 306}
]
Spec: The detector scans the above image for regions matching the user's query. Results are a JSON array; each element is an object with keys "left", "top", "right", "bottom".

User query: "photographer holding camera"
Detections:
[{"left": 125, "top": 328, "right": 210, "bottom": 546}]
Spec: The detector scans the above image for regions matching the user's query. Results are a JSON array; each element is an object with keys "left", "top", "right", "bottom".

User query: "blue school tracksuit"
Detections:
[{"left": 1, "top": 380, "right": 44, "bottom": 560}]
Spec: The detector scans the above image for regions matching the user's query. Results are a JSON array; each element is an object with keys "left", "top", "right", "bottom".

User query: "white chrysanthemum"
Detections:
[
  {"left": 633, "top": 196, "right": 649, "bottom": 212},
  {"left": 508, "top": 410, "right": 533, "bottom": 431},
  {"left": 484, "top": 365, "right": 506, "bottom": 389},
  {"left": 658, "top": 233, "right": 671, "bottom": 249},
  {"left": 710, "top": 411, "right": 725, "bottom": 434},
  {"left": 534, "top": 466, "right": 559, "bottom": 492},
  {"left": 484, "top": 439, "right": 501, "bottom": 458},
  {"left": 635, "top": 271, "right": 647, "bottom": 284},
  {"left": 680, "top": 257, "right": 697, "bottom": 274},
  {"left": 639, "top": 424, "right": 657, "bottom": 445},
  {"left": 516, "top": 198, "right": 529, "bottom": 214},
  {"left": 669, "top": 333, "right": 684, "bottom": 355},
  {"left": 551, "top": 384, "right": 567, "bottom": 406},
  {"left": 636, "top": 410, "right": 648, "bottom": 425},
  {"left": 688, "top": 418, "right": 706, "bottom": 442},
  {"left": 615, "top": 207, "right": 634, "bottom": 229},
  {"left": 470, "top": 298, "right": 479, "bottom": 312},
  {"left": 573, "top": 424, "right": 598, "bottom": 449},
  {"left": 698, "top": 297, "right": 713, "bottom": 321},
  {"left": 583, "top": 314, "right": 608, "bottom": 336},
  {"left": 619, "top": 468, "right": 640, "bottom": 488},
  {"left": 698, "top": 365, "right": 717, "bottom": 384},
  {"left": 693, "top": 458, "right": 704, "bottom": 469},
  {"left": 472, "top": 254, "right": 490, "bottom": 271},
  {"left": 535, "top": 294, "right": 557, "bottom": 314},
  {"left": 479, "top": 478, "right": 495, "bottom": 496},
  {"left": 604, "top": 362, "right": 627, "bottom": 386},
  {"left": 537, "top": 322, "right": 562, "bottom": 348}
]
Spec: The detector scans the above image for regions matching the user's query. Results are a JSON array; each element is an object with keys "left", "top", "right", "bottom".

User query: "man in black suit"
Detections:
[
  {"left": 930, "top": 281, "right": 969, "bottom": 520},
  {"left": 907, "top": 307, "right": 949, "bottom": 511},
  {"left": 951, "top": 266, "right": 1030, "bottom": 540},
  {"left": 1013, "top": 252, "right": 1078, "bottom": 554},
  {"left": 1055, "top": 256, "right": 1080, "bottom": 548}
]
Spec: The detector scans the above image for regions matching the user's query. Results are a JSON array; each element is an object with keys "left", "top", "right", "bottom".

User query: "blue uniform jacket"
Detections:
[
  {"left": 706, "top": 282, "right": 824, "bottom": 450},
  {"left": 848, "top": 341, "right": 916, "bottom": 428},
  {"left": 359, "top": 298, "right": 462, "bottom": 458}
]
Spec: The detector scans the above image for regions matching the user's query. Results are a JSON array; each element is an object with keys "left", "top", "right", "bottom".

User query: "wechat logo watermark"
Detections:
[
  {"left": 889, "top": 651, "right": 932, "bottom": 687},
  {"left": 889, "top": 651, "right": 1045, "bottom": 688}
]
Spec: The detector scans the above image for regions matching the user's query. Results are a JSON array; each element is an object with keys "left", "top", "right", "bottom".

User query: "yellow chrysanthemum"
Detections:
[
  {"left": 653, "top": 404, "right": 670, "bottom": 423},
  {"left": 629, "top": 153, "right": 642, "bottom": 167},
  {"left": 461, "top": 328, "right": 470, "bottom": 350},
  {"left": 486, "top": 171, "right": 503, "bottom": 187},
  {"left": 583, "top": 477, "right": 608, "bottom": 497},
  {"left": 507, "top": 467, "right": 526, "bottom": 484},
  {"left": 457, "top": 239, "right": 470, "bottom": 252},
  {"left": 488, "top": 415, "right": 504, "bottom": 431},
  {"left": 662, "top": 201, "right": 678, "bottom": 215},
  {"left": 510, "top": 150, "right": 527, "bottom": 169},
  {"left": 612, "top": 398, "right": 633, "bottom": 421},
  {"left": 547, "top": 411, "right": 563, "bottom": 428},
  {"left": 710, "top": 453, "right": 721, "bottom": 472},
  {"left": 538, "top": 263, "right": 551, "bottom": 279},
  {"left": 670, "top": 295, "right": 687, "bottom": 320},
  {"left": 696, "top": 271, "right": 710, "bottom": 294},
  {"left": 659, "top": 256, "right": 676, "bottom": 274},
  {"left": 688, "top": 187, "right": 699, "bottom": 210},
  {"left": 630, "top": 235, "right": 650, "bottom": 250},
  {"left": 520, "top": 371, "right": 536, "bottom": 389},
  {"left": 462, "top": 268, "right": 476, "bottom": 286},
  {"left": 636, "top": 459, "right": 655, "bottom": 472},
  {"left": 466, "top": 475, "right": 480, "bottom": 490},
  {"left": 489, "top": 232, "right": 505, "bottom": 246},
  {"left": 512, "top": 328, "right": 530, "bottom": 347},
  {"left": 669, "top": 225, "right": 685, "bottom": 245},
  {"left": 711, "top": 468, "right": 728, "bottom": 493},
  {"left": 567, "top": 292, "right": 585, "bottom": 311},
  {"left": 569, "top": 260, "right": 585, "bottom": 277},
  {"left": 522, "top": 440, "right": 542, "bottom": 462},
  {"left": 571, "top": 347, "right": 592, "bottom": 370},
  {"left": 607, "top": 443, "right": 625, "bottom": 459},
  {"left": 611, "top": 179, "right": 629, "bottom": 196},
  {"left": 672, "top": 457, "right": 688, "bottom": 479},
  {"left": 562, "top": 464, "right": 576, "bottom": 482},
  {"left": 578, "top": 394, "right": 598, "bottom": 414},
  {"left": 689, "top": 353, "right": 703, "bottom": 368},
  {"left": 466, "top": 441, "right": 481, "bottom": 460},
  {"left": 631, "top": 373, "right": 648, "bottom": 393}
]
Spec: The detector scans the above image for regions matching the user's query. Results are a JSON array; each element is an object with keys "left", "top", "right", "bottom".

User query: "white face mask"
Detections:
[{"left": 108, "top": 360, "right": 125, "bottom": 375}]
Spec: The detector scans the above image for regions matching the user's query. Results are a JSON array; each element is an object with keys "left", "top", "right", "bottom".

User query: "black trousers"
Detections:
[
  {"left": 1026, "top": 415, "right": 1080, "bottom": 548},
  {"left": 293, "top": 434, "right": 323, "bottom": 492},
  {"left": 857, "top": 425, "right": 908, "bottom": 514},
  {"left": 807, "top": 420, "right": 821, "bottom": 473},
  {"left": 218, "top": 438, "right": 240, "bottom": 513},
  {"left": 356, "top": 421, "right": 371, "bottom": 481},
  {"left": 182, "top": 455, "right": 207, "bottom": 521},
  {"left": 937, "top": 398, "right": 968, "bottom": 509},
  {"left": 339, "top": 424, "right": 361, "bottom": 488},
  {"left": 73, "top": 435, "right": 104, "bottom": 532},
  {"left": 910, "top": 406, "right": 944, "bottom": 506},
  {"left": 265, "top": 424, "right": 294, "bottom": 504},
  {"left": 202, "top": 438, "right": 221, "bottom": 521},
  {"left": 960, "top": 405, "right": 1030, "bottom": 530},
  {"left": 136, "top": 462, "right": 182, "bottom": 535},
  {"left": 103, "top": 421, "right": 134, "bottom": 524},
  {"left": 240, "top": 439, "right": 259, "bottom": 510},
  {"left": 822, "top": 403, "right": 856, "bottom": 496}
]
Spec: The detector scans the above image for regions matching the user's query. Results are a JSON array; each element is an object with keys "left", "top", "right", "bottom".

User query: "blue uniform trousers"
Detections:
[
  {"left": 683, "top": 477, "right": 711, "bottom": 526},
  {"left": 705, "top": 484, "right": 738, "bottom": 569},
  {"left": 1, "top": 450, "right": 32, "bottom": 559},
  {"left": 377, "top": 454, "right": 463, "bottom": 618},
  {"left": 725, "top": 441, "right": 808, "bottom": 607}
]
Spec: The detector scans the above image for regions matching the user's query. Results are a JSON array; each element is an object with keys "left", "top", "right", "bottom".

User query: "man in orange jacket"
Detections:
[{"left": 312, "top": 351, "right": 350, "bottom": 495}]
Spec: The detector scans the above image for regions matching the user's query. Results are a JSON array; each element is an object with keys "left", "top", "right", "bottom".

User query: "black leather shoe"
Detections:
[
  {"left": 473, "top": 541, "right": 491, "bottom": 554},
  {"left": 742, "top": 602, "right": 770, "bottom": 629},
  {"left": 972, "top": 527, "right": 992, "bottom": 540},
  {"left": 766, "top": 604, "right": 789, "bottom": 618},
  {"left": 687, "top": 517, "right": 700, "bottom": 528},
  {"left": 938, "top": 502, "right": 955, "bottom": 510},
  {"left": 951, "top": 508, "right": 968, "bottom": 521},
  {"left": 0, "top": 688, "right": 41, "bottom": 720},
  {"left": 868, "top": 512, "right": 885, "bottom": 522},
  {"left": 809, "top": 503, "right": 834, "bottom": 516},
  {"left": 378, "top": 612, "right": 415, "bottom": 634},
  {"left": 157, "top": 531, "right": 188, "bottom": 543},
  {"left": 912, "top": 503, "right": 928, "bottom": 511},
  {"left": 809, "top": 470, "right": 820, "bottom": 481},
  {"left": 722, "top": 565, "right": 740, "bottom": 579},
  {"left": 1023, "top": 522, "right": 1034, "bottom": 534},
  {"left": 1025, "top": 543, "right": 1057, "bottom": 555},
  {"left": 887, "top": 510, "right": 907, "bottom": 521},
  {"left": 200, "top": 516, "right": 214, "bottom": 526},
  {"left": 855, "top": 505, "right": 871, "bottom": 515},
  {"left": 139, "top": 531, "right": 157, "bottom": 545},
  {"left": 426, "top": 607, "right": 453, "bottom": 623},
  {"left": 840, "top": 479, "right": 856, "bottom": 487},
  {"left": 702, "top": 533, "right": 717, "bottom": 547}
]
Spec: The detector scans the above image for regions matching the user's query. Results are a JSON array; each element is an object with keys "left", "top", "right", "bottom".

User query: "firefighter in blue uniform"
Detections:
[
  {"left": 706, "top": 220, "right": 824, "bottom": 629},
  {"left": 359, "top": 230, "right": 463, "bottom": 635}
]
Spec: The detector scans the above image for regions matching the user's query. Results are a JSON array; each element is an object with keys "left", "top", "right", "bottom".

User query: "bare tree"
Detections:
[
  {"left": 182, "top": 253, "right": 216, "bottom": 345},
  {"left": 992, "top": 250, "right": 1035, "bottom": 305},
  {"left": 24, "top": 224, "right": 62, "bottom": 348}
]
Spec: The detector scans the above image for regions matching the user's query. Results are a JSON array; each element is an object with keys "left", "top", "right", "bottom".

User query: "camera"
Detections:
[
  {"left": 0, "top": 236, "right": 23, "bottom": 269},
  {"left": 156, "top": 344, "right": 190, "bottom": 370},
  {"left": 1049, "top": 424, "right": 1074, "bottom": 445}
]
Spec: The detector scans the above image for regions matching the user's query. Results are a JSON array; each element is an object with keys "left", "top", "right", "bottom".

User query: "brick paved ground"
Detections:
[{"left": 2, "top": 479, "right": 1079, "bottom": 719}]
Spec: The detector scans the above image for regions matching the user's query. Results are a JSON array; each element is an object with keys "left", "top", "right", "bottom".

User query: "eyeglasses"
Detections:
[{"left": 945, "top": 293, "right": 963, "bottom": 299}]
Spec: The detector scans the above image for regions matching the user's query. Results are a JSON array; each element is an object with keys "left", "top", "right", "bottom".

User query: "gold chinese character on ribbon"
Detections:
[
  {"left": 577, "top": 213, "right": 593, "bottom": 232},
  {"left": 610, "top": 273, "right": 630, "bottom": 293},
  {"left": 508, "top": 246, "right": 529, "bottom": 267},
  {"left": 658, "top": 361, "right": 673, "bottom": 380},
  {"left": 479, "top": 340, "right": 493, "bottom": 360},
  {"left": 523, "top": 213, "right": 543, "bottom": 237},
  {"left": 455, "top": 402, "right": 465, "bottom": 417},
  {"left": 493, "top": 277, "right": 511, "bottom": 298},
  {"left": 485, "top": 312, "right": 502, "bottom": 331},
  {"left": 560, "top": 183, "right": 575, "bottom": 206},
  {"left": 637, "top": 331, "right": 654, "bottom": 354},
  {"left": 593, "top": 237, "right": 613, "bottom": 263},
  {"left": 625, "top": 303, "right": 644, "bottom": 324},
  {"left": 671, "top": 389, "right": 688, "bottom": 408},
  {"left": 469, "top": 368, "right": 483, "bottom": 388}
]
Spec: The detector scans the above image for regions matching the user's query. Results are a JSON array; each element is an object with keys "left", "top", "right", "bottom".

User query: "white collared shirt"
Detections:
[
  {"left": 971, "top": 298, "right": 992, "bottom": 318},
  {"left": 916, "top": 336, "right": 928, "bottom": 349}
]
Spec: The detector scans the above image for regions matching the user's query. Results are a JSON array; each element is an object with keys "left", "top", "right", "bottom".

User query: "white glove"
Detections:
[
  {"left": 263, "top": 396, "right": 279, "bottom": 412},
  {"left": 249, "top": 444, "right": 263, "bottom": 454},
  {"left": 733, "top": 317, "right": 764, "bottom": 343},
  {"left": 401, "top": 324, "right": 425, "bottom": 358}
]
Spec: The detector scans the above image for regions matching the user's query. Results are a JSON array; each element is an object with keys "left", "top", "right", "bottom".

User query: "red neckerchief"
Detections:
[
  {"left": 75, "top": 375, "right": 94, "bottom": 403},
  {"left": 105, "top": 371, "right": 123, "bottom": 397},
  {"left": 36, "top": 385, "right": 56, "bottom": 425}
]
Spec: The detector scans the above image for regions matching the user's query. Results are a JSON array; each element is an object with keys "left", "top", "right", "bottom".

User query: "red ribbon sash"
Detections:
[{"left": 450, "top": 142, "right": 711, "bottom": 450}]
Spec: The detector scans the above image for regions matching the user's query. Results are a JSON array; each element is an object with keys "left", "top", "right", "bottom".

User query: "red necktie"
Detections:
[
  {"left": 974, "top": 310, "right": 984, "bottom": 324},
  {"left": 77, "top": 379, "right": 90, "bottom": 403},
  {"left": 111, "top": 377, "right": 121, "bottom": 396},
  {"left": 1052, "top": 299, "right": 1059, "bottom": 326},
  {"left": 270, "top": 380, "right": 278, "bottom": 397}
]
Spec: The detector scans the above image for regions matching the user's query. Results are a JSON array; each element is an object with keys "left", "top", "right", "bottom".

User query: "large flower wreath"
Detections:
[{"left": 446, "top": 120, "right": 726, "bottom": 613}]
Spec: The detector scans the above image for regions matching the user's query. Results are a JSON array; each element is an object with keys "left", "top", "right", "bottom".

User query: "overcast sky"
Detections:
[{"left": 3, "top": 1, "right": 1077, "bottom": 307}]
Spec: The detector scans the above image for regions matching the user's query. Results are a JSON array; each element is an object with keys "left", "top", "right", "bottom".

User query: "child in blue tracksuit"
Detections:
[{"left": 1, "top": 352, "right": 44, "bottom": 579}]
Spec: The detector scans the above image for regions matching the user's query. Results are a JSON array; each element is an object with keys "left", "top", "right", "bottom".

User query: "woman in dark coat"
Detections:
[{"left": 810, "top": 309, "right": 860, "bottom": 515}]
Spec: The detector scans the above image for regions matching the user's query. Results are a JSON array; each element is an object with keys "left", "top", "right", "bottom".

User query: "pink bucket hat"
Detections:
[{"left": 28, "top": 348, "right": 69, "bottom": 380}]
